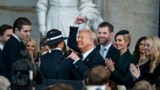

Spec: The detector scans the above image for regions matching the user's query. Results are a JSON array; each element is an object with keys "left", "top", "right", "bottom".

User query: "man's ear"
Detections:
[
  {"left": 110, "top": 32, "right": 114, "bottom": 38},
  {"left": 15, "top": 28, "right": 19, "bottom": 33}
]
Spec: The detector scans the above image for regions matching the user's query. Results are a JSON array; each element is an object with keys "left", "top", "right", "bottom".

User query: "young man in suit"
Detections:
[
  {"left": 96, "top": 22, "right": 119, "bottom": 61},
  {"left": 0, "top": 24, "right": 13, "bottom": 75},
  {"left": 2, "top": 17, "right": 32, "bottom": 81},
  {"left": 68, "top": 28, "right": 105, "bottom": 80}
]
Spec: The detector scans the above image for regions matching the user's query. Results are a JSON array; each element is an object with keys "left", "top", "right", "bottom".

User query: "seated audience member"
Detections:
[
  {"left": 130, "top": 36, "right": 160, "bottom": 87},
  {"left": 0, "top": 75, "right": 10, "bottom": 90},
  {"left": 133, "top": 36, "right": 147, "bottom": 66},
  {"left": 25, "top": 38, "right": 38, "bottom": 64},
  {"left": 108, "top": 80, "right": 118, "bottom": 90},
  {"left": 86, "top": 66, "right": 110, "bottom": 85},
  {"left": 45, "top": 83, "right": 73, "bottom": 90},
  {"left": 0, "top": 24, "right": 13, "bottom": 75},
  {"left": 132, "top": 80, "right": 152, "bottom": 90},
  {"left": 40, "top": 29, "right": 73, "bottom": 80},
  {"left": 105, "top": 30, "right": 137, "bottom": 89},
  {"left": 84, "top": 66, "right": 121, "bottom": 90},
  {"left": 68, "top": 29, "right": 105, "bottom": 80}
]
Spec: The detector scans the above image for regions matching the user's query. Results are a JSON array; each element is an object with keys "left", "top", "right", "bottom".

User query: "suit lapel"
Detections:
[
  {"left": 105, "top": 45, "right": 112, "bottom": 58},
  {"left": 83, "top": 49, "right": 96, "bottom": 63}
]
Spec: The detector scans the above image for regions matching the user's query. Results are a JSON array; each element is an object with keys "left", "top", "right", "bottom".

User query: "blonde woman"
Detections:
[
  {"left": 25, "top": 38, "right": 38, "bottom": 63},
  {"left": 105, "top": 30, "right": 137, "bottom": 89},
  {"left": 130, "top": 36, "right": 160, "bottom": 86}
]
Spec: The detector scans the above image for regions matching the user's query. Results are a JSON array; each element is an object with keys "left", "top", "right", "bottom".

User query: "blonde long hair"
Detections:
[
  {"left": 146, "top": 36, "right": 160, "bottom": 73},
  {"left": 25, "top": 38, "right": 38, "bottom": 60}
]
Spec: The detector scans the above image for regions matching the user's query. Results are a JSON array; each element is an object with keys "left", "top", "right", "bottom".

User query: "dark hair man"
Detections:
[
  {"left": 3, "top": 17, "right": 32, "bottom": 81},
  {"left": 96, "top": 22, "right": 119, "bottom": 61}
]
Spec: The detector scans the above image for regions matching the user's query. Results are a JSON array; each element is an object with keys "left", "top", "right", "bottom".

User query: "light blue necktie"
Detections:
[{"left": 100, "top": 47, "right": 106, "bottom": 58}]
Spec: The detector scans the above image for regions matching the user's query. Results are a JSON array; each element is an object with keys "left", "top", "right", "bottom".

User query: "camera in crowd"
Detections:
[{"left": 11, "top": 50, "right": 43, "bottom": 90}]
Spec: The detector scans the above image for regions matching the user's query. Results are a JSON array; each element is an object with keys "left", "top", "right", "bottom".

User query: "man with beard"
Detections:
[{"left": 96, "top": 22, "right": 119, "bottom": 61}]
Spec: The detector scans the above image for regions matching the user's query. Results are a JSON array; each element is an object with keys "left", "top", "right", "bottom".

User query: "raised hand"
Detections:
[{"left": 129, "top": 63, "right": 140, "bottom": 79}]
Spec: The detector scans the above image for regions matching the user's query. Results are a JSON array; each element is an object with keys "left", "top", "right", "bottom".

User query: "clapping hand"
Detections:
[
  {"left": 129, "top": 63, "right": 140, "bottom": 79},
  {"left": 105, "top": 58, "right": 115, "bottom": 71}
]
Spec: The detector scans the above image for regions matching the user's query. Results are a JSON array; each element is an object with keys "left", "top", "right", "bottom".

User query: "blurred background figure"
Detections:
[
  {"left": 0, "top": 75, "right": 11, "bottom": 90},
  {"left": 132, "top": 80, "right": 152, "bottom": 90},
  {"left": 25, "top": 38, "right": 38, "bottom": 64},
  {"left": 45, "top": 83, "right": 73, "bottom": 90},
  {"left": 85, "top": 66, "right": 110, "bottom": 85},
  {"left": 0, "top": 24, "right": 13, "bottom": 75},
  {"left": 0, "top": 24, "right": 13, "bottom": 50},
  {"left": 39, "top": 37, "right": 49, "bottom": 56},
  {"left": 133, "top": 36, "right": 147, "bottom": 66},
  {"left": 36, "top": 0, "right": 103, "bottom": 36},
  {"left": 83, "top": 65, "right": 119, "bottom": 90}
]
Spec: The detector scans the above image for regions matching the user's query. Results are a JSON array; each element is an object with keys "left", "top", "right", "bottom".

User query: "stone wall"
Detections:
[
  {"left": 0, "top": 0, "right": 40, "bottom": 48},
  {"left": 0, "top": 0, "right": 159, "bottom": 52},
  {"left": 105, "top": 0, "right": 159, "bottom": 51}
]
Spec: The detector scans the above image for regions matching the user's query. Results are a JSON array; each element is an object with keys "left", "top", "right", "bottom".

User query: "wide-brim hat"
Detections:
[{"left": 46, "top": 30, "right": 68, "bottom": 45}]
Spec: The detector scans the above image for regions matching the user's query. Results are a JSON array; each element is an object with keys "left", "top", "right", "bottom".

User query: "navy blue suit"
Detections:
[
  {"left": 71, "top": 49, "right": 105, "bottom": 80},
  {"left": 68, "top": 26, "right": 105, "bottom": 80},
  {"left": 0, "top": 49, "right": 3, "bottom": 75},
  {"left": 40, "top": 49, "right": 73, "bottom": 80},
  {"left": 2, "top": 35, "right": 28, "bottom": 80},
  {"left": 96, "top": 45, "right": 120, "bottom": 62}
]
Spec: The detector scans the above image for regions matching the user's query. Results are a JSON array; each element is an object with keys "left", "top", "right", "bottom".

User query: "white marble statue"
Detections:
[{"left": 36, "top": 0, "right": 103, "bottom": 37}]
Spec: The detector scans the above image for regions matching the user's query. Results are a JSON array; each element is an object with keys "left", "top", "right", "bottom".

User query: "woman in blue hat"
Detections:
[{"left": 39, "top": 29, "right": 73, "bottom": 80}]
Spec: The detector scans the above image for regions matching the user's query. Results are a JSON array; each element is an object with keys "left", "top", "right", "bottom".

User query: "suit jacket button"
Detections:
[{"left": 75, "top": 66, "right": 78, "bottom": 68}]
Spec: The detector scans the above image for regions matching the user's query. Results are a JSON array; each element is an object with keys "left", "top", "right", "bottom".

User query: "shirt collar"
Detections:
[
  {"left": 82, "top": 47, "right": 94, "bottom": 60},
  {"left": 0, "top": 44, "right": 3, "bottom": 50},
  {"left": 12, "top": 34, "right": 21, "bottom": 42},
  {"left": 101, "top": 43, "right": 112, "bottom": 50}
]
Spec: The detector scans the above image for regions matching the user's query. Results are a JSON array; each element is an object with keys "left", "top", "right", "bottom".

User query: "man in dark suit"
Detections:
[
  {"left": 0, "top": 24, "right": 13, "bottom": 75},
  {"left": 96, "top": 22, "right": 119, "bottom": 62},
  {"left": 40, "top": 29, "right": 73, "bottom": 80},
  {"left": 68, "top": 27, "right": 105, "bottom": 80},
  {"left": 2, "top": 17, "right": 32, "bottom": 80}
]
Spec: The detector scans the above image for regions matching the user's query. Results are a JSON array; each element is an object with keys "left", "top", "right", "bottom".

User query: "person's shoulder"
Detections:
[
  {"left": 5, "top": 35, "right": 19, "bottom": 45},
  {"left": 96, "top": 45, "right": 100, "bottom": 49}
]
